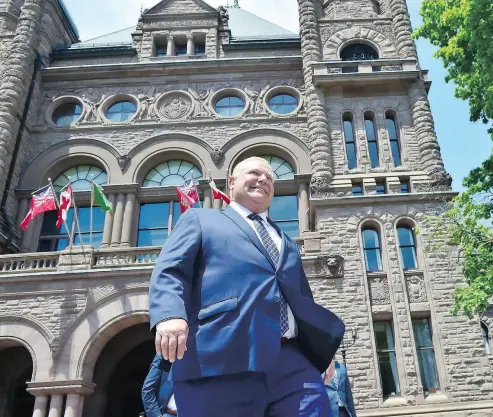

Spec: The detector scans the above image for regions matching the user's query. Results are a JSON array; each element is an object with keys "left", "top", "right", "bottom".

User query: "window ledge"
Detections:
[
  {"left": 424, "top": 392, "right": 449, "bottom": 403},
  {"left": 382, "top": 396, "right": 408, "bottom": 407}
]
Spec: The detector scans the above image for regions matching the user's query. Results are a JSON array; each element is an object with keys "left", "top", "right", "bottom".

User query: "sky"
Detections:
[{"left": 62, "top": 0, "right": 492, "bottom": 191}]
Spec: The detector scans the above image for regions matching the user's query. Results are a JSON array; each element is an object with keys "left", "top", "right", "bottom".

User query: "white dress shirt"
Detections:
[
  {"left": 229, "top": 201, "right": 298, "bottom": 338},
  {"left": 167, "top": 394, "right": 177, "bottom": 412}
]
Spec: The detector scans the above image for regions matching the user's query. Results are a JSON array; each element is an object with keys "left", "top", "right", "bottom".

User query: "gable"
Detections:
[{"left": 145, "top": 0, "right": 217, "bottom": 15}]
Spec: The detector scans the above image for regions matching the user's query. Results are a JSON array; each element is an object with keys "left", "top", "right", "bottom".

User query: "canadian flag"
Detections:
[
  {"left": 208, "top": 172, "right": 231, "bottom": 205},
  {"left": 56, "top": 184, "right": 73, "bottom": 229}
]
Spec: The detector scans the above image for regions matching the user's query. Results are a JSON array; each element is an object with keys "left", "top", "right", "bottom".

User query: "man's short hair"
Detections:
[{"left": 232, "top": 157, "right": 274, "bottom": 180}]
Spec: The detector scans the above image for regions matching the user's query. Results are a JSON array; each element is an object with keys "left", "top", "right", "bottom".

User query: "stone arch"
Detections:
[
  {"left": 324, "top": 27, "right": 396, "bottom": 60},
  {"left": 55, "top": 290, "right": 149, "bottom": 381},
  {"left": 18, "top": 138, "right": 123, "bottom": 188},
  {"left": 127, "top": 133, "right": 215, "bottom": 184},
  {"left": 0, "top": 318, "right": 53, "bottom": 381},
  {"left": 223, "top": 129, "right": 311, "bottom": 175}
]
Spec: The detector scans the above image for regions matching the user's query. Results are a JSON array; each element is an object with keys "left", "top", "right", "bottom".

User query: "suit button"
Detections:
[{"left": 273, "top": 296, "right": 280, "bottom": 303}]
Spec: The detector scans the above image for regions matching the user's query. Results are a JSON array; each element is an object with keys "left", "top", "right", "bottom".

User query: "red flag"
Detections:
[
  {"left": 56, "top": 184, "right": 73, "bottom": 229},
  {"left": 176, "top": 186, "right": 196, "bottom": 214},
  {"left": 208, "top": 173, "right": 231, "bottom": 205},
  {"left": 182, "top": 174, "right": 199, "bottom": 205},
  {"left": 20, "top": 187, "right": 57, "bottom": 231}
]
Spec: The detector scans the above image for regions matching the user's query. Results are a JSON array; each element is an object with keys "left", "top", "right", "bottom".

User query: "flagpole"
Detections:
[
  {"left": 31, "top": 184, "right": 50, "bottom": 195},
  {"left": 193, "top": 171, "right": 202, "bottom": 208},
  {"left": 90, "top": 181, "right": 93, "bottom": 247},
  {"left": 71, "top": 188, "right": 85, "bottom": 250},
  {"left": 48, "top": 179, "right": 73, "bottom": 250}
]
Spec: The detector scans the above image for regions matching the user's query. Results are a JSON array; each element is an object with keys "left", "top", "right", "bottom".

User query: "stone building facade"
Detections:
[{"left": 0, "top": 0, "right": 492, "bottom": 417}]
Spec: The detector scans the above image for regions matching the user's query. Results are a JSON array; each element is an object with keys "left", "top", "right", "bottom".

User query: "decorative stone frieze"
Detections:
[
  {"left": 406, "top": 273, "right": 427, "bottom": 303},
  {"left": 156, "top": 91, "right": 194, "bottom": 120},
  {"left": 368, "top": 274, "right": 390, "bottom": 305}
]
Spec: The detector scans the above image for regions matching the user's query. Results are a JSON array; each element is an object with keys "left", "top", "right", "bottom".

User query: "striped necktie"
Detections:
[{"left": 248, "top": 213, "right": 289, "bottom": 336}]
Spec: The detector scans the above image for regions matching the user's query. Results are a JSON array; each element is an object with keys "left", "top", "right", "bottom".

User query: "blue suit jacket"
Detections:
[
  {"left": 149, "top": 207, "right": 345, "bottom": 382},
  {"left": 141, "top": 354, "right": 174, "bottom": 417},
  {"left": 325, "top": 362, "right": 356, "bottom": 417}
]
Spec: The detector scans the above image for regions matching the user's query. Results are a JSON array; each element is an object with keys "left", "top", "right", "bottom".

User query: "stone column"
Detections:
[
  {"left": 187, "top": 34, "right": 195, "bottom": 56},
  {"left": 0, "top": 0, "right": 46, "bottom": 201},
  {"left": 100, "top": 194, "right": 116, "bottom": 248},
  {"left": 110, "top": 193, "right": 126, "bottom": 247},
  {"left": 63, "top": 395, "right": 80, "bottom": 417},
  {"left": 166, "top": 35, "right": 175, "bottom": 56},
  {"left": 120, "top": 193, "right": 136, "bottom": 247},
  {"left": 47, "top": 395, "right": 64, "bottom": 417},
  {"left": 297, "top": 0, "right": 333, "bottom": 197},
  {"left": 298, "top": 181, "right": 309, "bottom": 233},
  {"left": 32, "top": 395, "right": 48, "bottom": 417},
  {"left": 203, "top": 188, "right": 212, "bottom": 209},
  {"left": 389, "top": 0, "right": 418, "bottom": 58}
]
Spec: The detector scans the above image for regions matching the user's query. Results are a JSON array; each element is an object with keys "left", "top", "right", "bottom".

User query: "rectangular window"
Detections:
[
  {"left": 156, "top": 46, "right": 167, "bottom": 57},
  {"left": 364, "top": 115, "right": 379, "bottom": 168},
  {"left": 269, "top": 195, "right": 299, "bottom": 239},
  {"left": 386, "top": 114, "right": 402, "bottom": 167},
  {"left": 352, "top": 182, "right": 363, "bottom": 196},
  {"left": 412, "top": 318, "right": 440, "bottom": 396},
  {"left": 38, "top": 207, "right": 104, "bottom": 251},
  {"left": 400, "top": 180, "right": 410, "bottom": 193},
  {"left": 175, "top": 43, "right": 187, "bottom": 56},
  {"left": 343, "top": 114, "right": 357, "bottom": 169},
  {"left": 374, "top": 322, "right": 400, "bottom": 397},
  {"left": 376, "top": 181, "right": 386, "bottom": 195},
  {"left": 195, "top": 42, "right": 206, "bottom": 55}
]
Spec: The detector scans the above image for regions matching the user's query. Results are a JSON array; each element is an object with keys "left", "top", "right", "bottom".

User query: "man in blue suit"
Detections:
[
  {"left": 323, "top": 361, "right": 357, "bottom": 417},
  {"left": 141, "top": 354, "right": 176, "bottom": 417},
  {"left": 149, "top": 156, "right": 345, "bottom": 417}
]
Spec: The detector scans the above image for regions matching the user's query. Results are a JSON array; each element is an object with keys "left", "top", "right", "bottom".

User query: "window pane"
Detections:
[
  {"left": 341, "top": 43, "right": 379, "bottom": 61},
  {"left": 386, "top": 117, "right": 398, "bottom": 139},
  {"left": 391, "top": 140, "right": 402, "bottom": 167},
  {"left": 413, "top": 319, "right": 433, "bottom": 348},
  {"left": 76, "top": 208, "right": 105, "bottom": 233},
  {"left": 397, "top": 227, "right": 414, "bottom": 246},
  {"left": 139, "top": 203, "right": 170, "bottom": 229},
  {"left": 276, "top": 221, "right": 299, "bottom": 238},
  {"left": 269, "top": 94, "right": 298, "bottom": 114},
  {"left": 41, "top": 211, "right": 63, "bottom": 235},
  {"left": 172, "top": 201, "right": 182, "bottom": 226},
  {"left": 368, "top": 142, "right": 379, "bottom": 168},
  {"left": 416, "top": 349, "right": 440, "bottom": 393},
  {"left": 138, "top": 229, "right": 168, "bottom": 247},
  {"left": 346, "top": 143, "right": 357, "bottom": 169},
  {"left": 376, "top": 183, "right": 386, "bottom": 194},
  {"left": 363, "top": 229, "right": 380, "bottom": 249},
  {"left": 378, "top": 351, "right": 401, "bottom": 396},
  {"left": 374, "top": 322, "right": 395, "bottom": 350},
  {"left": 365, "top": 248, "right": 383, "bottom": 272},
  {"left": 270, "top": 196, "right": 298, "bottom": 221},
  {"left": 56, "top": 238, "right": 69, "bottom": 251},
  {"left": 352, "top": 183, "right": 363, "bottom": 195},
  {"left": 400, "top": 182, "right": 409, "bottom": 193},
  {"left": 401, "top": 247, "right": 417, "bottom": 269},
  {"left": 343, "top": 120, "right": 355, "bottom": 143}
]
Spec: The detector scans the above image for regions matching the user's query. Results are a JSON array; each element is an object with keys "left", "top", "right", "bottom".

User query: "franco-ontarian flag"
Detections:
[{"left": 92, "top": 182, "right": 113, "bottom": 214}]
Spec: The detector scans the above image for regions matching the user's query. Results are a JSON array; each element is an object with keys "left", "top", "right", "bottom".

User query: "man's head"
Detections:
[{"left": 229, "top": 157, "right": 275, "bottom": 214}]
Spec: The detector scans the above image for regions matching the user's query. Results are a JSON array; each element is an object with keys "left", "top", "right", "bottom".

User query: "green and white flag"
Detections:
[{"left": 92, "top": 182, "right": 113, "bottom": 214}]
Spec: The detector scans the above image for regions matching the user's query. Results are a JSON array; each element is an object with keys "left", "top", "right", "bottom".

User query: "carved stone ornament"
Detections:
[
  {"left": 317, "top": 255, "right": 344, "bottom": 278},
  {"left": 117, "top": 155, "right": 131, "bottom": 172},
  {"left": 310, "top": 175, "right": 332, "bottom": 198},
  {"left": 406, "top": 275, "right": 427, "bottom": 303},
  {"left": 210, "top": 148, "right": 224, "bottom": 166},
  {"left": 368, "top": 276, "right": 390, "bottom": 305},
  {"left": 217, "top": 5, "right": 229, "bottom": 27},
  {"left": 429, "top": 169, "right": 453, "bottom": 191},
  {"left": 156, "top": 92, "right": 194, "bottom": 120}
]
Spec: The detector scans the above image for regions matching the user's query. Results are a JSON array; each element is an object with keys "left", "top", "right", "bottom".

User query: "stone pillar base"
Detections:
[{"left": 57, "top": 246, "right": 94, "bottom": 272}]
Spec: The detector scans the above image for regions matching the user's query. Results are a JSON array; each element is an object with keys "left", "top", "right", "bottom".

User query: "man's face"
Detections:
[{"left": 230, "top": 159, "right": 275, "bottom": 213}]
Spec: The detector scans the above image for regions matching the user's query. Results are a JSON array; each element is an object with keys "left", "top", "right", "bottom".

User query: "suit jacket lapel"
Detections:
[
  {"left": 221, "top": 206, "right": 276, "bottom": 269},
  {"left": 267, "top": 218, "right": 287, "bottom": 272}
]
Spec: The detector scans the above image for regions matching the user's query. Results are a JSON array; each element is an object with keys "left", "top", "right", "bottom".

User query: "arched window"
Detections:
[
  {"left": 482, "top": 322, "right": 491, "bottom": 355},
  {"left": 341, "top": 43, "right": 379, "bottom": 61},
  {"left": 142, "top": 160, "right": 202, "bottom": 187},
  {"left": 362, "top": 227, "right": 383, "bottom": 272},
  {"left": 106, "top": 101, "right": 137, "bottom": 122},
  {"left": 397, "top": 224, "right": 417, "bottom": 269},
  {"left": 268, "top": 94, "right": 299, "bottom": 114},
  {"left": 52, "top": 165, "right": 107, "bottom": 192},
  {"left": 214, "top": 96, "right": 245, "bottom": 117},
  {"left": 260, "top": 155, "right": 295, "bottom": 180},
  {"left": 386, "top": 112, "right": 402, "bottom": 167},
  {"left": 343, "top": 113, "right": 357, "bottom": 169},
  {"left": 364, "top": 112, "right": 379, "bottom": 168},
  {"left": 52, "top": 103, "right": 82, "bottom": 126}
]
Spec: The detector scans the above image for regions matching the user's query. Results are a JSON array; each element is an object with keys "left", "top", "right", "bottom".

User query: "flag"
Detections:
[
  {"left": 208, "top": 173, "right": 231, "bottom": 205},
  {"left": 92, "top": 182, "right": 113, "bottom": 214},
  {"left": 176, "top": 186, "right": 196, "bottom": 213},
  {"left": 20, "top": 186, "right": 56, "bottom": 231},
  {"left": 182, "top": 174, "right": 199, "bottom": 205},
  {"left": 56, "top": 184, "right": 73, "bottom": 229}
]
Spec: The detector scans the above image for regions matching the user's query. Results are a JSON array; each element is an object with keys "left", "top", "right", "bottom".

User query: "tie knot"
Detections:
[{"left": 248, "top": 213, "right": 262, "bottom": 222}]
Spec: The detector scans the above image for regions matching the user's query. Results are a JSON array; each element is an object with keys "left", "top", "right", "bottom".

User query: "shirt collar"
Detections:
[{"left": 229, "top": 201, "right": 268, "bottom": 223}]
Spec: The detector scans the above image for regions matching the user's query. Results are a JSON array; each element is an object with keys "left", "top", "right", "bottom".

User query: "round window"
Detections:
[
  {"left": 268, "top": 94, "right": 299, "bottom": 115},
  {"left": 106, "top": 101, "right": 137, "bottom": 122},
  {"left": 52, "top": 103, "right": 82, "bottom": 126},
  {"left": 214, "top": 96, "right": 245, "bottom": 117}
]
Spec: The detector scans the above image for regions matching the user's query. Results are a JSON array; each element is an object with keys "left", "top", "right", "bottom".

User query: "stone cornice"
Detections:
[
  {"left": 41, "top": 56, "right": 303, "bottom": 83},
  {"left": 101, "top": 183, "right": 140, "bottom": 194},
  {"left": 27, "top": 380, "right": 95, "bottom": 396},
  {"left": 310, "top": 191, "right": 458, "bottom": 208}
]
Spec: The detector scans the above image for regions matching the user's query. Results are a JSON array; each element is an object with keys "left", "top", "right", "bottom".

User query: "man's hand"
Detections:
[{"left": 155, "top": 318, "right": 189, "bottom": 362}]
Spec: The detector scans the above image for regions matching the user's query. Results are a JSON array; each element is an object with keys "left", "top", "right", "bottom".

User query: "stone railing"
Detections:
[
  {"left": 93, "top": 246, "right": 161, "bottom": 268},
  {"left": 0, "top": 252, "right": 59, "bottom": 273},
  {"left": 313, "top": 58, "right": 419, "bottom": 85}
]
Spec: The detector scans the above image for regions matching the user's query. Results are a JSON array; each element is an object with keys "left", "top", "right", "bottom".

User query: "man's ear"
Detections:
[{"left": 228, "top": 175, "right": 234, "bottom": 195}]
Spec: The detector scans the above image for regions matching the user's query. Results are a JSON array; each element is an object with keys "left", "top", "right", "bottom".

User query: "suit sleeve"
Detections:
[
  {"left": 345, "top": 370, "right": 357, "bottom": 417},
  {"left": 141, "top": 355, "right": 166, "bottom": 417},
  {"left": 149, "top": 209, "right": 202, "bottom": 330},
  {"left": 299, "top": 260, "right": 314, "bottom": 301}
]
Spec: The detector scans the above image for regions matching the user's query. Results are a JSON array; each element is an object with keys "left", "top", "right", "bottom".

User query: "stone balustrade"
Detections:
[{"left": 0, "top": 251, "right": 59, "bottom": 273}]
